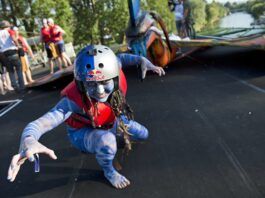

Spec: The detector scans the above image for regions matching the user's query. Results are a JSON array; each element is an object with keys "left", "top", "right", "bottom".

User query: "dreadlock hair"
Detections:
[{"left": 76, "top": 78, "right": 134, "bottom": 152}]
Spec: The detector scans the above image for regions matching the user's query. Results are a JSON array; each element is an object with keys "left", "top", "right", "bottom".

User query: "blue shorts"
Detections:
[
  {"left": 45, "top": 43, "right": 53, "bottom": 59},
  {"left": 55, "top": 41, "right": 66, "bottom": 54},
  {"left": 67, "top": 119, "right": 148, "bottom": 153},
  {"left": 67, "top": 126, "right": 117, "bottom": 153}
]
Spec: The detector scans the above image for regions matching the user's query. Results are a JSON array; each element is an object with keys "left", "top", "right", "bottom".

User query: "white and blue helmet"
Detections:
[{"left": 74, "top": 45, "right": 119, "bottom": 83}]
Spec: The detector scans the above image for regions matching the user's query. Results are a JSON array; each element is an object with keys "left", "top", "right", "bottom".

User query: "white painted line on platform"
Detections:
[
  {"left": 0, "top": 99, "right": 22, "bottom": 117},
  {"left": 228, "top": 74, "right": 265, "bottom": 93},
  {"left": 215, "top": 67, "right": 265, "bottom": 94},
  {"left": 196, "top": 109, "right": 263, "bottom": 197},
  {"left": 218, "top": 138, "right": 263, "bottom": 197}
]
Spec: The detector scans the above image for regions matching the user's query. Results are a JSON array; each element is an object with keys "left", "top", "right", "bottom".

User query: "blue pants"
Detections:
[
  {"left": 5, "top": 53, "right": 24, "bottom": 90},
  {"left": 67, "top": 120, "right": 148, "bottom": 173}
]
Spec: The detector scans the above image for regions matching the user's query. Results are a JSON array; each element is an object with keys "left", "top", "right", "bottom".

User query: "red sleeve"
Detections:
[{"left": 8, "top": 29, "right": 15, "bottom": 36}]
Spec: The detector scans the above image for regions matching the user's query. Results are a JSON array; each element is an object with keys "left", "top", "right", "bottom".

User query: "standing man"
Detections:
[
  {"left": 40, "top": 19, "right": 62, "bottom": 74},
  {"left": 169, "top": 0, "right": 193, "bottom": 38},
  {"left": 169, "top": 0, "right": 186, "bottom": 37},
  {"left": 175, "top": 0, "right": 185, "bottom": 37},
  {"left": 13, "top": 27, "right": 35, "bottom": 84},
  {"left": 182, "top": 0, "right": 193, "bottom": 38},
  {"left": 48, "top": 18, "right": 72, "bottom": 69},
  {"left": 0, "top": 20, "right": 24, "bottom": 92}
]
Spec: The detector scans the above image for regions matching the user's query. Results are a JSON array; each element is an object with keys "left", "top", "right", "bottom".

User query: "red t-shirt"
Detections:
[
  {"left": 18, "top": 35, "right": 27, "bottom": 52},
  {"left": 8, "top": 29, "right": 16, "bottom": 36},
  {"left": 41, "top": 27, "right": 51, "bottom": 43},
  {"left": 50, "top": 25, "right": 63, "bottom": 42}
]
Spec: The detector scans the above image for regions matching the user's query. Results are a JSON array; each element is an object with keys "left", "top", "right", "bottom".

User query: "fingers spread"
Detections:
[
  {"left": 9, "top": 165, "right": 21, "bottom": 182},
  {"left": 25, "top": 150, "right": 35, "bottom": 162},
  {"left": 155, "top": 68, "right": 162, "bottom": 76},
  {"left": 25, "top": 140, "right": 57, "bottom": 160},
  {"left": 160, "top": 68, "right": 166, "bottom": 76},
  {"left": 42, "top": 148, "right": 57, "bottom": 160},
  {"left": 7, "top": 154, "right": 22, "bottom": 182},
  {"left": 141, "top": 68, "right": 147, "bottom": 79}
]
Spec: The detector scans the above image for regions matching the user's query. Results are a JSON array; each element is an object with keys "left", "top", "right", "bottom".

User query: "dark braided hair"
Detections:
[
  {"left": 77, "top": 78, "right": 134, "bottom": 153},
  {"left": 109, "top": 89, "right": 134, "bottom": 153}
]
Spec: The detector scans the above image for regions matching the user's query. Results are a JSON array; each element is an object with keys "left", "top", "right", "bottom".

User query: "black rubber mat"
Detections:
[{"left": 1, "top": 47, "right": 265, "bottom": 198}]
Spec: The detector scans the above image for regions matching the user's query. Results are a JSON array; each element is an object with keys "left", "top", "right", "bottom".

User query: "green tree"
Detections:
[
  {"left": 32, "top": 0, "right": 73, "bottom": 42},
  {"left": 190, "top": 0, "right": 207, "bottom": 31},
  {"left": 70, "top": 0, "right": 129, "bottom": 46},
  {"left": 143, "top": 0, "right": 175, "bottom": 33},
  {"left": 246, "top": 0, "right": 265, "bottom": 19},
  {"left": 251, "top": 3, "right": 265, "bottom": 18},
  {"left": 0, "top": 0, "right": 36, "bottom": 36},
  {"left": 206, "top": 1, "right": 228, "bottom": 25}
]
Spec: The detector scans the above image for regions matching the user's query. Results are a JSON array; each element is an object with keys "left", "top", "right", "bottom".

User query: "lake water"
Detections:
[{"left": 220, "top": 12, "right": 255, "bottom": 28}]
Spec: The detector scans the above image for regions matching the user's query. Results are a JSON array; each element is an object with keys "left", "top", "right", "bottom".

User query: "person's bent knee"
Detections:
[
  {"left": 128, "top": 121, "right": 149, "bottom": 140},
  {"left": 97, "top": 132, "right": 117, "bottom": 154},
  {"left": 140, "top": 126, "right": 149, "bottom": 140}
]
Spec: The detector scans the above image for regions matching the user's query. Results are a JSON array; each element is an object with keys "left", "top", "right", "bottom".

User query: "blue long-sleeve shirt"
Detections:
[{"left": 20, "top": 54, "right": 152, "bottom": 149}]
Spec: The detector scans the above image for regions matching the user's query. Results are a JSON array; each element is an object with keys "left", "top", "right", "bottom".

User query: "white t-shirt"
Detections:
[
  {"left": 174, "top": 2, "right": 184, "bottom": 21},
  {"left": 0, "top": 29, "right": 17, "bottom": 53}
]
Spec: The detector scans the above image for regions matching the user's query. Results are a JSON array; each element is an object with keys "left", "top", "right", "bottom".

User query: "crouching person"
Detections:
[{"left": 7, "top": 45, "right": 165, "bottom": 189}]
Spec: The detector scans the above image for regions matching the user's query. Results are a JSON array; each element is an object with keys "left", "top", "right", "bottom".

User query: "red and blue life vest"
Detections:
[{"left": 61, "top": 69, "right": 127, "bottom": 129}]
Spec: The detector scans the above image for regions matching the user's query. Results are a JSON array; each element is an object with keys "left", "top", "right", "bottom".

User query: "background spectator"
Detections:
[
  {"left": 40, "top": 18, "right": 62, "bottom": 74},
  {"left": 13, "top": 27, "right": 35, "bottom": 84},
  {"left": 48, "top": 18, "right": 72, "bottom": 69},
  {"left": 0, "top": 20, "right": 24, "bottom": 92}
]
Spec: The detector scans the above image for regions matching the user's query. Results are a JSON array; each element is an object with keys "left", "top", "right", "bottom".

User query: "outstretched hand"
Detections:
[
  {"left": 7, "top": 136, "right": 57, "bottom": 182},
  {"left": 141, "top": 58, "right": 166, "bottom": 79}
]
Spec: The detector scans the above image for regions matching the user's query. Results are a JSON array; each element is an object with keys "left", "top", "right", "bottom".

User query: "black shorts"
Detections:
[
  {"left": 45, "top": 44, "right": 53, "bottom": 59},
  {"left": 176, "top": 21, "right": 184, "bottom": 32},
  {"left": 0, "top": 52, "right": 7, "bottom": 68},
  {"left": 3, "top": 51, "right": 22, "bottom": 73},
  {"left": 0, "top": 50, "right": 18, "bottom": 67}
]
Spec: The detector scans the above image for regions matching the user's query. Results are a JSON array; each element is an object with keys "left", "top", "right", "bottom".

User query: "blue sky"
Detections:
[{"left": 206, "top": 0, "right": 248, "bottom": 3}]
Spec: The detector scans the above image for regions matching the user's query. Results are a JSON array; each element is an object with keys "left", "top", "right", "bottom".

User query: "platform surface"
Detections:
[{"left": 1, "top": 47, "right": 265, "bottom": 198}]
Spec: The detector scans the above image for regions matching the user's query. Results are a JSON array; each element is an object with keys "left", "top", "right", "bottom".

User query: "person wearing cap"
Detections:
[
  {"left": 40, "top": 19, "right": 62, "bottom": 74},
  {"left": 47, "top": 18, "right": 72, "bottom": 70},
  {"left": 0, "top": 20, "right": 25, "bottom": 92},
  {"left": 7, "top": 45, "right": 165, "bottom": 189}
]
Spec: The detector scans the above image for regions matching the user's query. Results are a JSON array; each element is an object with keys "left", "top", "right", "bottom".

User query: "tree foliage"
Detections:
[
  {"left": 246, "top": 0, "right": 265, "bottom": 19},
  {"left": 32, "top": 0, "right": 73, "bottom": 42},
  {"left": 206, "top": 1, "right": 228, "bottom": 25},
  {"left": 143, "top": 0, "right": 175, "bottom": 33},
  {"left": 69, "top": 0, "right": 129, "bottom": 46},
  {"left": 0, "top": 0, "right": 230, "bottom": 45},
  {"left": 190, "top": 0, "right": 207, "bottom": 31}
]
